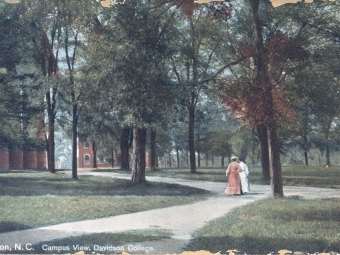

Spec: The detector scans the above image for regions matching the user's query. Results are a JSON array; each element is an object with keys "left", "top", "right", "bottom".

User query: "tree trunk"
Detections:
[
  {"left": 188, "top": 106, "right": 196, "bottom": 173},
  {"left": 324, "top": 121, "right": 332, "bottom": 166},
  {"left": 303, "top": 130, "right": 309, "bottom": 165},
  {"left": 150, "top": 128, "right": 156, "bottom": 171},
  {"left": 267, "top": 124, "right": 283, "bottom": 197},
  {"left": 252, "top": 1, "right": 267, "bottom": 186},
  {"left": 197, "top": 131, "right": 201, "bottom": 168},
  {"left": 257, "top": 124, "right": 270, "bottom": 181},
  {"left": 45, "top": 133, "right": 49, "bottom": 170},
  {"left": 131, "top": 127, "right": 147, "bottom": 183},
  {"left": 47, "top": 114, "right": 55, "bottom": 172},
  {"left": 176, "top": 148, "right": 180, "bottom": 168},
  {"left": 326, "top": 141, "right": 330, "bottom": 166},
  {"left": 37, "top": 24, "right": 58, "bottom": 174},
  {"left": 111, "top": 148, "right": 115, "bottom": 168},
  {"left": 120, "top": 127, "right": 130, "bottom": 170},
  {"left": 92, "top": 141, "right": 97, "bottom": 169},
  {"left": 251, "top": 0, "right": 283, "bottom": 197},
  {"left": 72, "top": 103, "right": 78, "bottom": 179},
  {"left": 46, "top": 91, "right": 55, "bottom": 173},
  {"left": 221, "top": 155, "right": 225, "bottom": 167},
  {"left": 187, "top": 150, "right": 190, "bottom": 167}
]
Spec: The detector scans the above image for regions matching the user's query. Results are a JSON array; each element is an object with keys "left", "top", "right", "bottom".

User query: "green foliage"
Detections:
[
  {"left": 230, "top": 126, "right": 259, "bottom": 163},
  {"left": 94, "top": 0, "right": 179, "bottom": 129},
  {"left": 0, "top": 73, "right": 44, "bottom": 150},
  {"left": 200, "top": 130, "right": 232, "bottom": 157},
  {"left": 0, "top": 1, "right": 57, "bottom": 150},
  {"left": 2, "top": 0, "right": 340, "bottom": 168}
]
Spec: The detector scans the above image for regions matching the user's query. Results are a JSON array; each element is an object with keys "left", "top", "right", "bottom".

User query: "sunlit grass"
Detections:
[
  {"left": 186, "top": 197, "right": 340, "bottom": 253},
  {"left": 250, "top": 165, "right": 340, "bottom": 188},
  {"left": 92, "top": 167, "right": 227, "bottom": 182},
  {"left": 93, "top": 165, "right": 340, "bottom": 188}
]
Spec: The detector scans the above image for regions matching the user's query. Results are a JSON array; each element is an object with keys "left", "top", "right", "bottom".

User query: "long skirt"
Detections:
[
  {"left": 225, "top": 171, "right": 241, "bottom": 195},
  {"left": 239, "top": 171, "right": 249, "bottom": 193}
]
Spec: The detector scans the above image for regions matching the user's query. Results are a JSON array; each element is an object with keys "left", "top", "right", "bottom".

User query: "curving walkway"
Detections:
[{"left": 0, "top": 171, "right": 339, "bottom": 254}]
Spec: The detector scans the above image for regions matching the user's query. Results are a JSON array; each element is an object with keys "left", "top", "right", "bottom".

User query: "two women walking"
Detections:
[{"left": 225, "top": 156, "right": 249, "bottom": 196}]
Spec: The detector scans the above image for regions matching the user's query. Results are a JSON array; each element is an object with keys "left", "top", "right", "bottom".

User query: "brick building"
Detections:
[
  {"left": 78, "top": 141, "right": 115, "bottom": 168},
  {"left": 0, "top": 148, "right": 47, "bottom": 170},
  {"left": 78, "top": 141, "right": 151, "bottom": 169}
]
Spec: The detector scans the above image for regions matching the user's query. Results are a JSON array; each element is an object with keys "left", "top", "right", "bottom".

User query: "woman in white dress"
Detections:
[{"left": 238, "top": 157, "right": 249, "bottom": 194}]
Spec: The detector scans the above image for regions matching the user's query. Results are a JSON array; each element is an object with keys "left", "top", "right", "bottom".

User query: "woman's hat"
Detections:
[{"left": 231, "top": 155, "right": 238, "bottom": 160}]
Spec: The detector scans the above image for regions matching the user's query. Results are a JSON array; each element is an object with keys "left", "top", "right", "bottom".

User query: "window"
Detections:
[
  {"left": 84, "top": 142, "right": 90, "bottom": 148},
  {"left": 84, "top": 155, "right": 90, "bottom": 165}
]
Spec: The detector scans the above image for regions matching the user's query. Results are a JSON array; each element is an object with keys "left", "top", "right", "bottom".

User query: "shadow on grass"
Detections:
[
  {"left": 0, "top": 172, "right": 211, "bottom": 197},
  {"left": 6, "top": 230, "right": 172, "bottom": 254},
  {"left": 0, "top": 222, "right": 31, "bottom": 233},
  {"left": 186, "top": 235, "right": 340, "bottom": 254}
]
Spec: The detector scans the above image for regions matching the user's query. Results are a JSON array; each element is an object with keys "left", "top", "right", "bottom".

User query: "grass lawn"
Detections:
[
  {"left": 248, "top": 165, "right": 340, "bottom": 189},
  {"left": 2, "top": 166, "right": 340, "bottom": 254},
  {"left": 186, "top": 197, "right": 340, "bottom": 254},
  {"left": 92, "top": 167, "right": 228, "bottom": 182},
  {"left": 0, "top": 170, "right": 211, "bottom": 233},
  {"left": 93, "top": 165, "right": 340, "bottom": 188},
  {"left": 93, "top": 166, "right": 340, "bottom": 253}
]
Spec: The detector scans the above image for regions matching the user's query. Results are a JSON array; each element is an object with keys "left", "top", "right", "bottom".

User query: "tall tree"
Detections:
[
  {"left": 99, "top": 0, "right": 179, "bottom": 182},
  {"left": 217, "top": 0, "right": 307, "bottom": 197},
  {"left": 55, "top": 0, "right": 100, "bottom": 178},
  {"left": 32, "top": 16, "right": 61, "bottom": 173},
  {"left": 278, "top": 0, "right": 340, "bottom": 166},
  {"left": 171, "top": 2, "right": 232, "bottom": 173},
  {"left": 1, "top": 1, "right": 48, "bottom": 158}
]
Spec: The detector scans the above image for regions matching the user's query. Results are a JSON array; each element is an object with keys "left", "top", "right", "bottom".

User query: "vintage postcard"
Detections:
[{"left": 0, "top": 0, "right": 339, "bottom": 254}]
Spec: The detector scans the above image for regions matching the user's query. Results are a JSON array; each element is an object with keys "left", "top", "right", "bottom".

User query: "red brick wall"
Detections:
[
  {"left": 37, "top": 151, "right": 47, "bottom": 169},
  {"left": 23, "top": 151, "right": 37, "bottom": 169},
  {"left": 9, "top": 150, "right": 23, "bottom": 170},
  {"left": 78, "top": 142, "right": 152, "bottom": 169},
  {"left": 0, "top": 149, "right": 9, "bottom": 170},
  {"left": 78, "top": 142, "right": 119, "bottom": 169},
  {"left": 78, "top": 141, "right": 94, "bottom": 168},
  {"left": 0, "top": 149, "right": 46, "bottom": 170}
]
